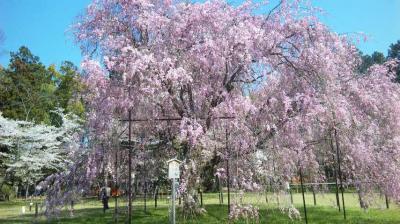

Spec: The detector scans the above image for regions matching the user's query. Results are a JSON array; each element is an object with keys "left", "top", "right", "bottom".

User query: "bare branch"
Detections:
[{"left": 265, "top": 0, "right": 283, "bottom": 22}]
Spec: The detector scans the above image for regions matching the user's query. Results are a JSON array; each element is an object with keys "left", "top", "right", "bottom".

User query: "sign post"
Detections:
[{"left": 167, "top": 158, "right": 181, "bottom": 224}]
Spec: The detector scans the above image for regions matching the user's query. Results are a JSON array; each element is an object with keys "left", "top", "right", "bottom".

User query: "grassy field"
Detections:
[{"left": 0, "top": 192, "right": 399, "bottom": 223}]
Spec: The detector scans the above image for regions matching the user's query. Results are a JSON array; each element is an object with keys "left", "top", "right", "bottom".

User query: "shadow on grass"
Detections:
[{"left": 1, "top": 204, "right": 400, "bottom": 224}]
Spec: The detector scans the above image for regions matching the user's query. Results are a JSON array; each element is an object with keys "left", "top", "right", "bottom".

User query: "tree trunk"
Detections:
[{"left": 25, "top": 184, "right": 29, "bottom": 201}]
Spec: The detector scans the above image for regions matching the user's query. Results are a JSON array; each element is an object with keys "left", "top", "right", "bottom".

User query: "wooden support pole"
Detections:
[
  {"left": 312, "top": 187, "right": 316, "bottom": 206},
  {"left": 144, "top": 181, "right": 147, "bottom": 213},
  {"left": 114, "top": 142, "right": 119, "bottom": 224},
  {"left": 155, "top": 186, "right": 158, "bottom": 209},
  {"left": 289, "top": 180, "right": 293, "bottom": 204},
  {"left": 200, "top": 190, "right": 203, "bottom": 207},
  {"left": 35, "top": 202, "right": 38, "bottom": 218},
  {"left": 385, "top": 195, "right": 390, "bottom": 209},
  {"left": 128, "top": 109, "right": 132, "bottom": 224},
  {"left": 330, "top": 134, "right": 341, "bottom": 212},
  {"left": 299, "top": 168, "right": 308, "bottom": 224},
  {"left": 225, "top": 129, "right": 231, "bottom": 215},
  {"left": 217, "top": 178, "right": 222, "bottom": 205},
  {"left": 334, "top": 128, "right": 346, "bottom": 220}
]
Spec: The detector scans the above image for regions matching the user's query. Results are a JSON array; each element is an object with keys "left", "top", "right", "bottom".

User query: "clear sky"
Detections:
[{"left": 0, "top": 0, "right": 399, "bottom": 68}]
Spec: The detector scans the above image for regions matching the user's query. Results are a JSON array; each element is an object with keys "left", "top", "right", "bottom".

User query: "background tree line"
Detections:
[
  {"left": 0, "top": 46, "right": 85, "bottom": 125},
  {"left": 0, "top": 46, "right": 84, "bottom": 199},
  {"left": 359, "top": 40, "right": 400, "bottom": 79}
]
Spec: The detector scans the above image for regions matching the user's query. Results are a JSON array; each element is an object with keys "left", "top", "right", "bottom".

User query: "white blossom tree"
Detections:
[{"left": 0, "top": 109, "right": 82, "bottom": 199}]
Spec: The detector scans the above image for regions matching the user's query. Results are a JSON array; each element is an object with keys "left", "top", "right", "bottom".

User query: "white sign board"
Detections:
[{"left": 167, "top": 159, "right": 181, "bottom": 179}]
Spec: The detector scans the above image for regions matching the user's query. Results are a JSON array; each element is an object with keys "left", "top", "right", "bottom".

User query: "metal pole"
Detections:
[
  {"left": 289, "top": 180, "right": 293, "bottom": 204},
  {"left": 102, "top": 143, "right": 107, "bottom": 214},
  {"left": 172, "top": 178, "right": 176, "bottom": 224},
  {"left": 200, "top": 190, "right": 203, "bottom": 207},
  {"left": 35, "top": 202, "right": 38, "bottom": 218},
  {"left": 142, "top": 137, "right": 147, "bottom": 214},
  {"left": 299, "top": 168, "right": 308, "bottom": 224},
  {"left": 225, "top": 129, "right": 231, "bottom": 215},
  {"left": 102, "top": 144, "right": 107, "bottom": 187},
  {"left": 334, "top": 164, "right": 341, "bottom": 211},
  {"left": 217, "top": 178, "right": 221, "bottom": 204},
  {"left": 334, "top": 128, "right": 346, "bottom": 220},
  {"left": 290, "top": 187, "right": 293, "bottom": 204},
  {"left": 115, "top": 142, "right": 118, "bottom": 224},
  {"left": 144, "top": 181, "right": 147, "bottom": 213},
  {"left": 330, "top": 134, "right": 341, "bottom": 211},
  {"left": 155, "top": 186, "right": 158, "bottom": 209},
  {"left": 312, "top": 187, "right": 316, "bottom": 206},
  {"left": 68, "top": 198, "right": 74, "bottom": 216},
  {"left": 128, "top": 109, "right": 132, "bottom": 224}
]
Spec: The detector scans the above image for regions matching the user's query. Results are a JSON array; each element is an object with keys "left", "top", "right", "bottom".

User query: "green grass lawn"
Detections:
[{"left": 0, "top": 192, "right": 399, "bottom": 223}]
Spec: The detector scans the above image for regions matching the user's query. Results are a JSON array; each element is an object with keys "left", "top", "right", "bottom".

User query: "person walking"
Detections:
[{"left": 101, "top": 186, "right": 110, "bottom": 213}]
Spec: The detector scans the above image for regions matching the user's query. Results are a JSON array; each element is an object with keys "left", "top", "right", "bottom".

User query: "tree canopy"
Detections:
[
  {"left": 0, "top": 46, "right": 84, "bottom": 125},
  {"left": 36, "top": 0, "right": 400, "bottom": 220}
]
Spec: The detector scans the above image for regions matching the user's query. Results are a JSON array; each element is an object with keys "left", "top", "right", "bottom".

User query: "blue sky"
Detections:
[{"left": 0, "top": 0, "right": 399, "bottom": 68}]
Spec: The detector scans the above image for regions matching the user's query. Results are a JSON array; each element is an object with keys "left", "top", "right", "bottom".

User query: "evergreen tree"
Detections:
[
  {"left": 388, "top": 40, "right": 400, "bottom": 81},
  {"left": 359, "top": 51, "right": 386, "bottom": 73},
  {"left": 0, "top": 46, "right": 57, "bottom": 124},
  {"left": 0, "top": 47, "right": 85, "bottom": 125}
]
